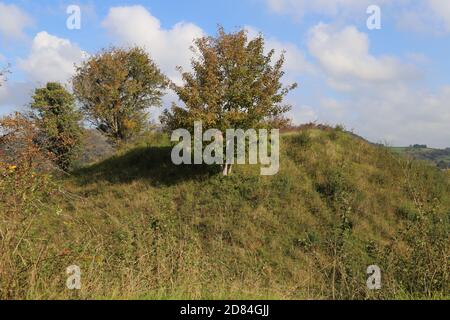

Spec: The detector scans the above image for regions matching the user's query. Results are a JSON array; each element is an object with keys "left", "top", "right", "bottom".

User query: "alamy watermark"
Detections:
[
  {"left": 366, "top": 265, "right": 382, "bottom": 290},
  {"left": 367, "top": 5, "right": 381, "bottom": 30},
  {"left": 66, "top": 265, "right": 81, "bottom": 290},
  {"left": 66, "top": 5, "right": 81, "bottom": 30},
  {"left": 170, "top": 121, "right": 280, "bottom": 176}
]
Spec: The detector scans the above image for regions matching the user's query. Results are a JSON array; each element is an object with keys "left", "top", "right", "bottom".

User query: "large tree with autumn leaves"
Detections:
[
  {"left": 161, "top": 27, "right": 297, "bottom": 175},
  {"left": 73, "top": 47, "right": 168, "bottom": 144}
]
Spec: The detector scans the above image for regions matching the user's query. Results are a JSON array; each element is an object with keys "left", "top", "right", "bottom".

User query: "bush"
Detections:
[
  {"left": 291, "top": 131, "right": 312, "bottom": 148},
  {"left": 31, "top": 82, "right": 84, "bottom": 171},
  {"left": 379, "top": 200, "right": 449, "bottom": 298},
  {"left": 0, "top": 114, "right": 57, "bottom": 298}
]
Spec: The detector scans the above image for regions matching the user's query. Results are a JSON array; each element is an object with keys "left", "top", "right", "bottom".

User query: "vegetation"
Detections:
[
  {"left": 30, "top": 82, "right": 84, "bottom": 171},
  {"left": 161, "top": 27, "right": 297, "bottom": 175},
  {"left": 0, "top": 30, "right": 448, "bottom": 301},
  {"left": 73, "top": 47, "right": 167, "bottom": 144},
  {"left": 0, "top": 126, "right": 448, "bottom": 299},
  {"left": 391, "top": 146, "right": 450, "bottom": 170},
  {"left": 0, "top": 113, "right": 57, "bottom": 298}
]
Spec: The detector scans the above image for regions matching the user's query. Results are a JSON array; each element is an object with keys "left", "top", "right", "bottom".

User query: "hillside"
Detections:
[
  {"left": 1, "top": 127, "right": 449, "bottom": 299},
  {"left": 391, "top": 146, "right": 450, "bottom": 170}
]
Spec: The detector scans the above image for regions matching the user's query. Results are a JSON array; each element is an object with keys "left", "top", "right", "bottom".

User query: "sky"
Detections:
[{"left": 0, "top": 0, "right": 449, "bottom": 147}]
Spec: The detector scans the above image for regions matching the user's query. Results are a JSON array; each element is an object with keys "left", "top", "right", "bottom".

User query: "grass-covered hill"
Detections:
[{"left": 1, "top": 126, "right": 449, "bottom": 299}]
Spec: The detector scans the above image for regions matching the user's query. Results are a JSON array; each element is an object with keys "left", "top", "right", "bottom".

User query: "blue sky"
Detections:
[{"left": 1, "top": 0, "right": 449, "bottom": 147}]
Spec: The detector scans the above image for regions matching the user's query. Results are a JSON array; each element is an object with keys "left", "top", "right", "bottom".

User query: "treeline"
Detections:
[{"left": 0, "top": 27, "right": 296, "bottom": 173}]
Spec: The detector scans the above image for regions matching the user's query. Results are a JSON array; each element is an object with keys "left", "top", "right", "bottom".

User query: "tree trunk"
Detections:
[
  {"left": 222, "top": 164, "right": 233, "bottom": 176},
  {"left": 222, "top": 164, "right": 228, "bottom": 176}
]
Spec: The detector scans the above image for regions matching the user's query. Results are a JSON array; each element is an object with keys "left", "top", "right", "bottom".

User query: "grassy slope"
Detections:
[{"left": 8, "top": 128, "right": 450, "bottom": 299}]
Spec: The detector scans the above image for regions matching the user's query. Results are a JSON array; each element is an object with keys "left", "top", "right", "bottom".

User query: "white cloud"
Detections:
[
  {"left": 398, "top": 0, "right": 450, "bottom": 34},
  {"left": 288, "top": 83, "right": 450, "bottom": 148},
  {"left": 396, "top": 5, "right": 433, "bottom": 34},
  {"left": 288, "top": 105, "right": 318, "bottom": 124},
  {"left": 0, "top": 81, "right": 35, "bottom": 113},
  {"left": 283, "top": 22, "right": 450, "bottom": 147},
  {"left": 267, "top": 0, "right": 450, "bottom": 35},
  {"left": 0, "top": 2, "right": 32, "bottom": 40},
  {"left": 266, "top": 0, "right": 389, "bottom": 20},
  {"left": 245, "top": 26, "right": 313, "bottom": 82},
  {"left": 348, "top": 85, "right": 450, "bottom": 148},
  {"left": 18, "top": 31, "right": 87, "bottom": 84},
  {"left": 1, "top": 32, "right": 87, "bottom": 114},
  {"left": 307, "top": 24, "right": 418, "bottom": 91},
  {"left": 102, "top": 5, "right": 204, "bottom": 83},
  {"left": 428, "top": 0, "right": 450, "bottom": 30}
]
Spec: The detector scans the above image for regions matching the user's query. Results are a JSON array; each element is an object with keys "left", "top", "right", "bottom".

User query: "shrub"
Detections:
[
  {"left": 31, "top": 82, "right": 84, "bottom": 171},
  {"left": 0, "top": 114, "right": 57, "bottom": 299}
]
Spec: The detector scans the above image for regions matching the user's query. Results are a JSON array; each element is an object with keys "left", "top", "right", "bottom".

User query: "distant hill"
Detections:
[{"left": 391, "top": 146, "right": 450, "bottom": 169}]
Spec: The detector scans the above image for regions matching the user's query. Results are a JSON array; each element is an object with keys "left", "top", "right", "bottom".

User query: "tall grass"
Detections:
[{"left": 0, "top": 127, "right": 448, "bottom": 299}]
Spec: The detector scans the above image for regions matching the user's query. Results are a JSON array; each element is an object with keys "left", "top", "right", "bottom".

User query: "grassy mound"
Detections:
[{"left": 1, "top": 127, "right": 449, "bottom": 299}]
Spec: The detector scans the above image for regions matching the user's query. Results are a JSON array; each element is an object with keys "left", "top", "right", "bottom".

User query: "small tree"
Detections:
[
  {"left": 161, "top": 27, "right": 297, "bottom": 175},
  {"left": 0, "top": 112, "right": 52, "bottom": 170},
  {"left": 31, "top": 82, "right": 83, "bottom": 171},
  {"left": 73, "top": 47, "right": 168, "bottom": 143}
]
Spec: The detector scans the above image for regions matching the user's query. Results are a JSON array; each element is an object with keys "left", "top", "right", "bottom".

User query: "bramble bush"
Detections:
[{"left": 0, "top": 113, "right": 57, "bottom": 299}]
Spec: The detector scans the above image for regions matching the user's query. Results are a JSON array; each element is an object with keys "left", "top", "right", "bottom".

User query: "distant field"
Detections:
[{"left": 390, "top": 146, "right": 450, "bottom": 169}]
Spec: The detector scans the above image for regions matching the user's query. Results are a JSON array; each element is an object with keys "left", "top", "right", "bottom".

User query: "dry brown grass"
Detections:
[{"left": 0, "top": 127, "right": 448, "bottom": 299}]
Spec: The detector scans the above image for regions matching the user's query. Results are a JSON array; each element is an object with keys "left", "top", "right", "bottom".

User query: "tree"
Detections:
[
  {"left": 73, "top": 47, "right": 168, "bottom": 143},
  {"left": 161, "top": 27, "right": 297, "bottom": 175},
  {"left": 0, "top": 112, "right": 53, "bottom": 171},
  {"left": 31, "top": 82, "right": 83, "bottom": 171}
]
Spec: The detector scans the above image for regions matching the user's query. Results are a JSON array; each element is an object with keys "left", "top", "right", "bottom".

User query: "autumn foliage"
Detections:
[
  {"left": 161, "top": 27, "right": 297, "bottom": 132},
  {"left": 73, "top": 47, "right": 168, "bottom": 143},
  {"left": 0, "top": 113, "right": 53, "bottom": 171},
  {"left": 0, "top": 113, "right": 56, "bottom": 298}
]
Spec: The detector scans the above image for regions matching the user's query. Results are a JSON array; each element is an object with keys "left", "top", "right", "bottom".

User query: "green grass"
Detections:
[{"left": 1, "top": 128, "right": 449, "bottom": 299}]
